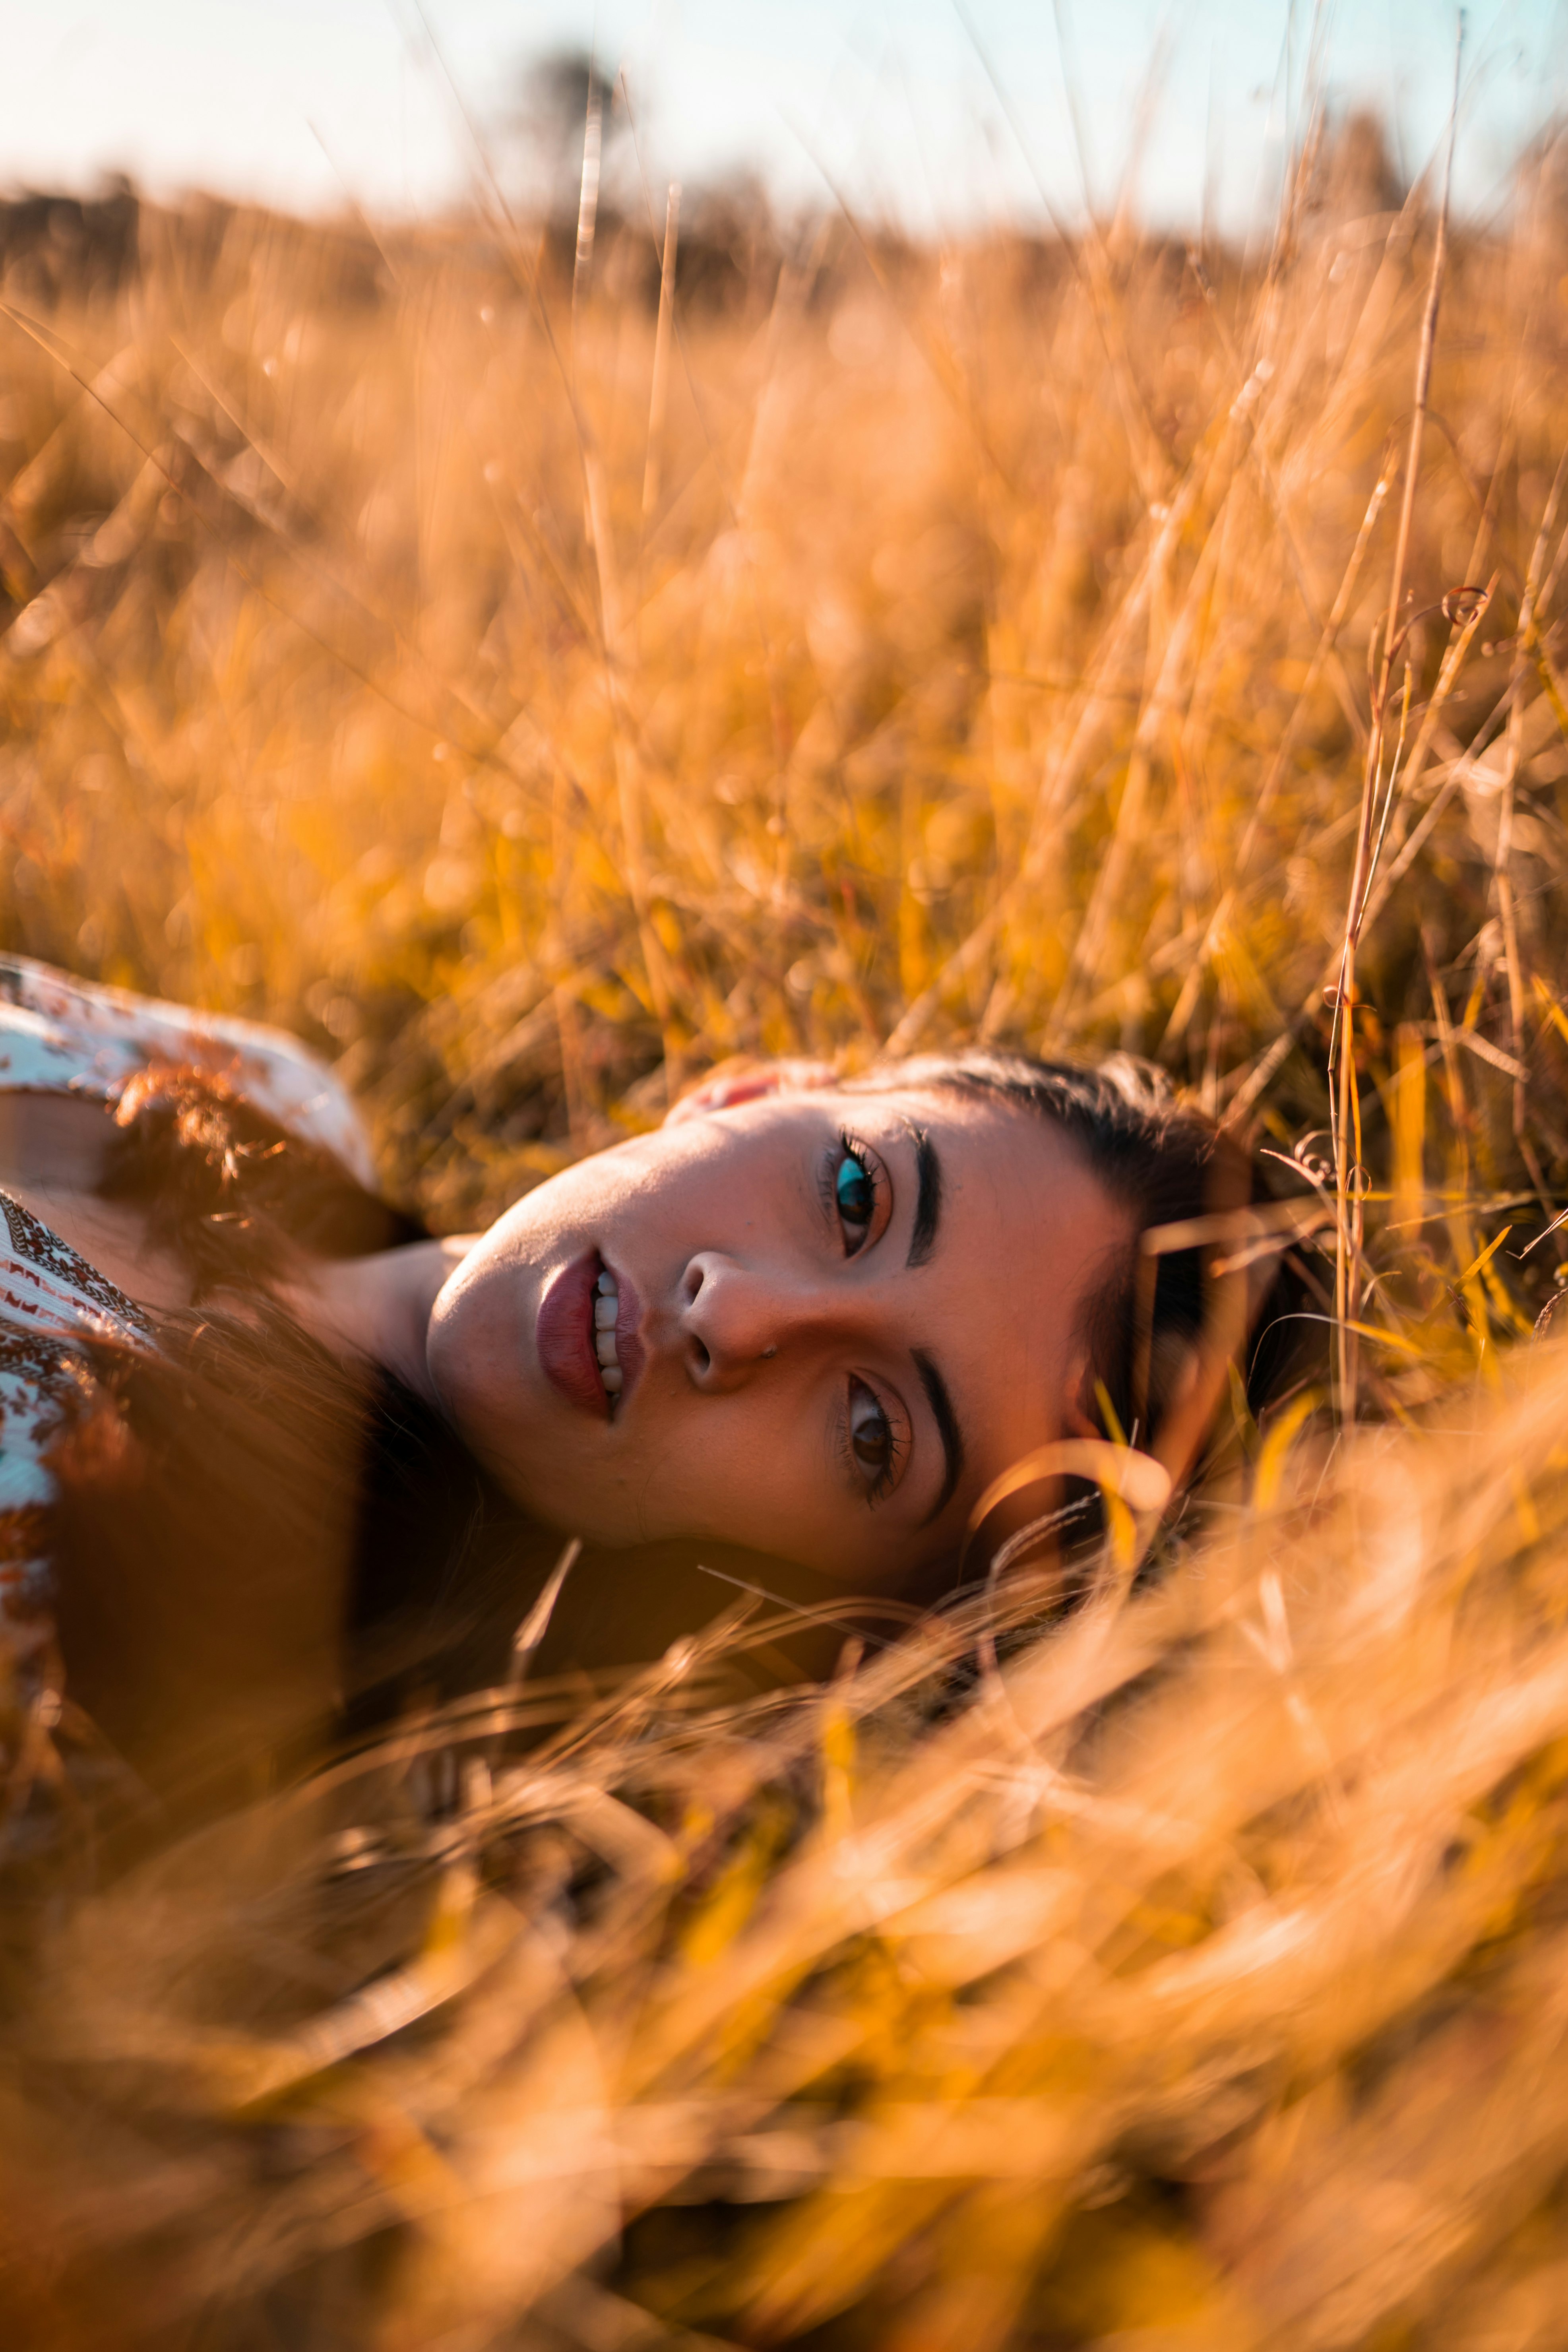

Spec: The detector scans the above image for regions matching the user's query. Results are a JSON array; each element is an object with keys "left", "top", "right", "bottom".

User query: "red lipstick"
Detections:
[
  {"left": 535, "top": 1252, "right": 647, "bottom": 1418},
  {"left": 536, "top": 1251, "right": 610, "bottom": 1417}
]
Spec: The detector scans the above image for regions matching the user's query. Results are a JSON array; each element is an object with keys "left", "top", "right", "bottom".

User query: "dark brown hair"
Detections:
[
  {"left": 99, "top": 1063, "right": 424, "bottom": 1292},
  {"left": 32, "top": 1068, "right": 542, "bottom": 1809},
  {"left": 44, "top": 1307, "right": 551, "bottom": 1813}
]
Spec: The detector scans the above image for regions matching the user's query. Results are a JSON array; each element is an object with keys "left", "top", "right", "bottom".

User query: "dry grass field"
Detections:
[{"left": 12, "top": 107, "right": 1568, "bottom": 2349}]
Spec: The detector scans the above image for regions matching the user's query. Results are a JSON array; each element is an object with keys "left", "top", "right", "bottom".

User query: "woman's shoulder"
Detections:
[
  {"left": 0, "top": 1186, "right": 156, "bottom": 1357},
  {"left": 0, "top": 954, "right": 376, "bottom": 1189},
  {"left": 0, "top": 1286, "right": 114, "bottom": 1874}
]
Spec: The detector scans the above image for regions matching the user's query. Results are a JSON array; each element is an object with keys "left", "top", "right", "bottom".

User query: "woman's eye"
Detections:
[
  {"left": 833, "top": 1140, "right": 878, "bottom": 1255},
  {"left": 847, "top": 1376, "right": 894, "bottom": 1491}
]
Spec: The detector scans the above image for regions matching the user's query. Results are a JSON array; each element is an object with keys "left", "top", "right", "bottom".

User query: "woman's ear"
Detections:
[
  {"left": 664, "top": 1055, "right": 837, "bottom": 1127},
  {"left": 1061, "top": 1385, "right": 1103, "bottom": 1445},
  {"left": 1061, "top": 1354, "right": 1118, "bottom": 1447}
]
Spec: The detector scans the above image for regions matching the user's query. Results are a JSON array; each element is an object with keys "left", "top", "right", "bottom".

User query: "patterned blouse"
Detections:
[{"left": 0, "top": 954, "right": 374, "bottom": 1718}]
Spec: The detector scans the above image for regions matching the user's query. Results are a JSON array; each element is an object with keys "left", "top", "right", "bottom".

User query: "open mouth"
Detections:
[
  {"left": 535, "top": 1251, "right": 645, "bottom": 1419},
  {"left": 592, "top": 1266, "right": 624, "bottom": 1395}
]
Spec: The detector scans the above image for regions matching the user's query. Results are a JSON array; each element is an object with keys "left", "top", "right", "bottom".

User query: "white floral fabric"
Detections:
[
  {"left": 0, "top": 954, "right": 374, "bottom": 1697},
  {"left": 0, "top": 957, "right": 375, "bottom": 1186}
]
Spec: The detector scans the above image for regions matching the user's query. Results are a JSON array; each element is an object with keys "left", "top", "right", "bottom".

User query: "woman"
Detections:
[{"left": 0, "top": 952, "right": 1298, "bottom": 1838}]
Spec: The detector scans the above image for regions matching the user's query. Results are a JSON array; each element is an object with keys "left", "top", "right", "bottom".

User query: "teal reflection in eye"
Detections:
[
  {"left": 834, "top": 1141, "right": 877, "bottom": 1254},
  {"left": 836, "top": 1153, "right": 873, "bottom": 1219}
]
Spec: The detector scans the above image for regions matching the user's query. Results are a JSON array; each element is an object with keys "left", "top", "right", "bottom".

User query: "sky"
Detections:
[{"left": 0, "top": 1, "right": 1564, "bottom": 237}]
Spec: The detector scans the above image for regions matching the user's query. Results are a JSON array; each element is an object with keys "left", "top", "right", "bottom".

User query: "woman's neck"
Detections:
[{"left": 277, "top": 1237, "right": 473, "bottom": 1408}]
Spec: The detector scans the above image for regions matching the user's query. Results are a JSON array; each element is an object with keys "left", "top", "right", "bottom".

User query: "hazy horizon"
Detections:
[{"left": 1, "top": 2, "right": 1564, "bottom": 240}]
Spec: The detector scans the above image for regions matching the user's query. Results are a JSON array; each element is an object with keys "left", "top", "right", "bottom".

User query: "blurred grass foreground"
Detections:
[{"left": 18, "top": 105, "right": 1568, "bottom": 2348}]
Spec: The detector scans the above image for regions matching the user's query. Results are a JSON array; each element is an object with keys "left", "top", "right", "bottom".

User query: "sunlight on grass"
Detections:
[{"left": 9, "top": 112, "right": 1568, "bottom": 2347}]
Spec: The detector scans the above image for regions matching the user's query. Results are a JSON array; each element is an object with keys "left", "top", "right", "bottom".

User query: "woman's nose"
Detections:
[{"left": 678, "top": 1252, "right": 839, "bottom": 1389}]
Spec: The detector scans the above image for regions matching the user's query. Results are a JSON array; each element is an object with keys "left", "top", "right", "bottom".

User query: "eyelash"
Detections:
[
  {"left": 823, "top": 1131, "right": 880, "bottom": 1257},
  {"left": 840, "top": 1374, "right": 902, "bottom": 1505},
  {"left": 818, "top": 1134, "right": 899, "bottom": 1503}
]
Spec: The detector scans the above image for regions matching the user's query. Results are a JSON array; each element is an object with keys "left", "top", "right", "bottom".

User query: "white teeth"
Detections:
[{"left": 593, "top": 1268, "right": 622, "bottom": 1396}]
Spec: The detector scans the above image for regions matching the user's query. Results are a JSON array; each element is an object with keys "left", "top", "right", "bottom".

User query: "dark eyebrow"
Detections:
[
  {"left": 905, "top": 1127, "right": 943, "bottom": 1268},
  {"left": 913, "top": 1348, "right": 965, "bottom": 1525}
]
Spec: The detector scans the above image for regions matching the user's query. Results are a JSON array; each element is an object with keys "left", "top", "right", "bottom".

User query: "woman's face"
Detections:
[{"left": 426, "top": 1082, "right": 1130, "bottom": 1582}]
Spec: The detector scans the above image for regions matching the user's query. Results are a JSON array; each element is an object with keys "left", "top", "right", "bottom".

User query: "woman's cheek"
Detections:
[
  {"left": 698, "top": 1429, "right": 818, "bottom": 1554},
  {"left": 428, "top": 1309, "right": 515, "bottom": 1460}
]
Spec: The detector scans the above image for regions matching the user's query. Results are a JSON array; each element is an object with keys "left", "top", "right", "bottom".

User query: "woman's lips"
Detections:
[
  {"left": 535, "top": 1251, "right": 646, "bottom": 1418},
  {"left": 536, "top": 1251, "right": 607, "bottom": 1416},
  {"left": 612, "top": 1266, "right": 646, "bottom": 1401}
]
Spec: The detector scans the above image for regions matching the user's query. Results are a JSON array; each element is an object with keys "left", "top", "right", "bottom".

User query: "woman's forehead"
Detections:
[
  {"left": 830, "top": 1078, "right": 1080, "bottom": 1160},
  {"left": 827, "top": 1080, "right": 1121, "bottom": 1240},
  {"left": 830, "top": 1077, "right": 991, "bottom": 1127}
]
